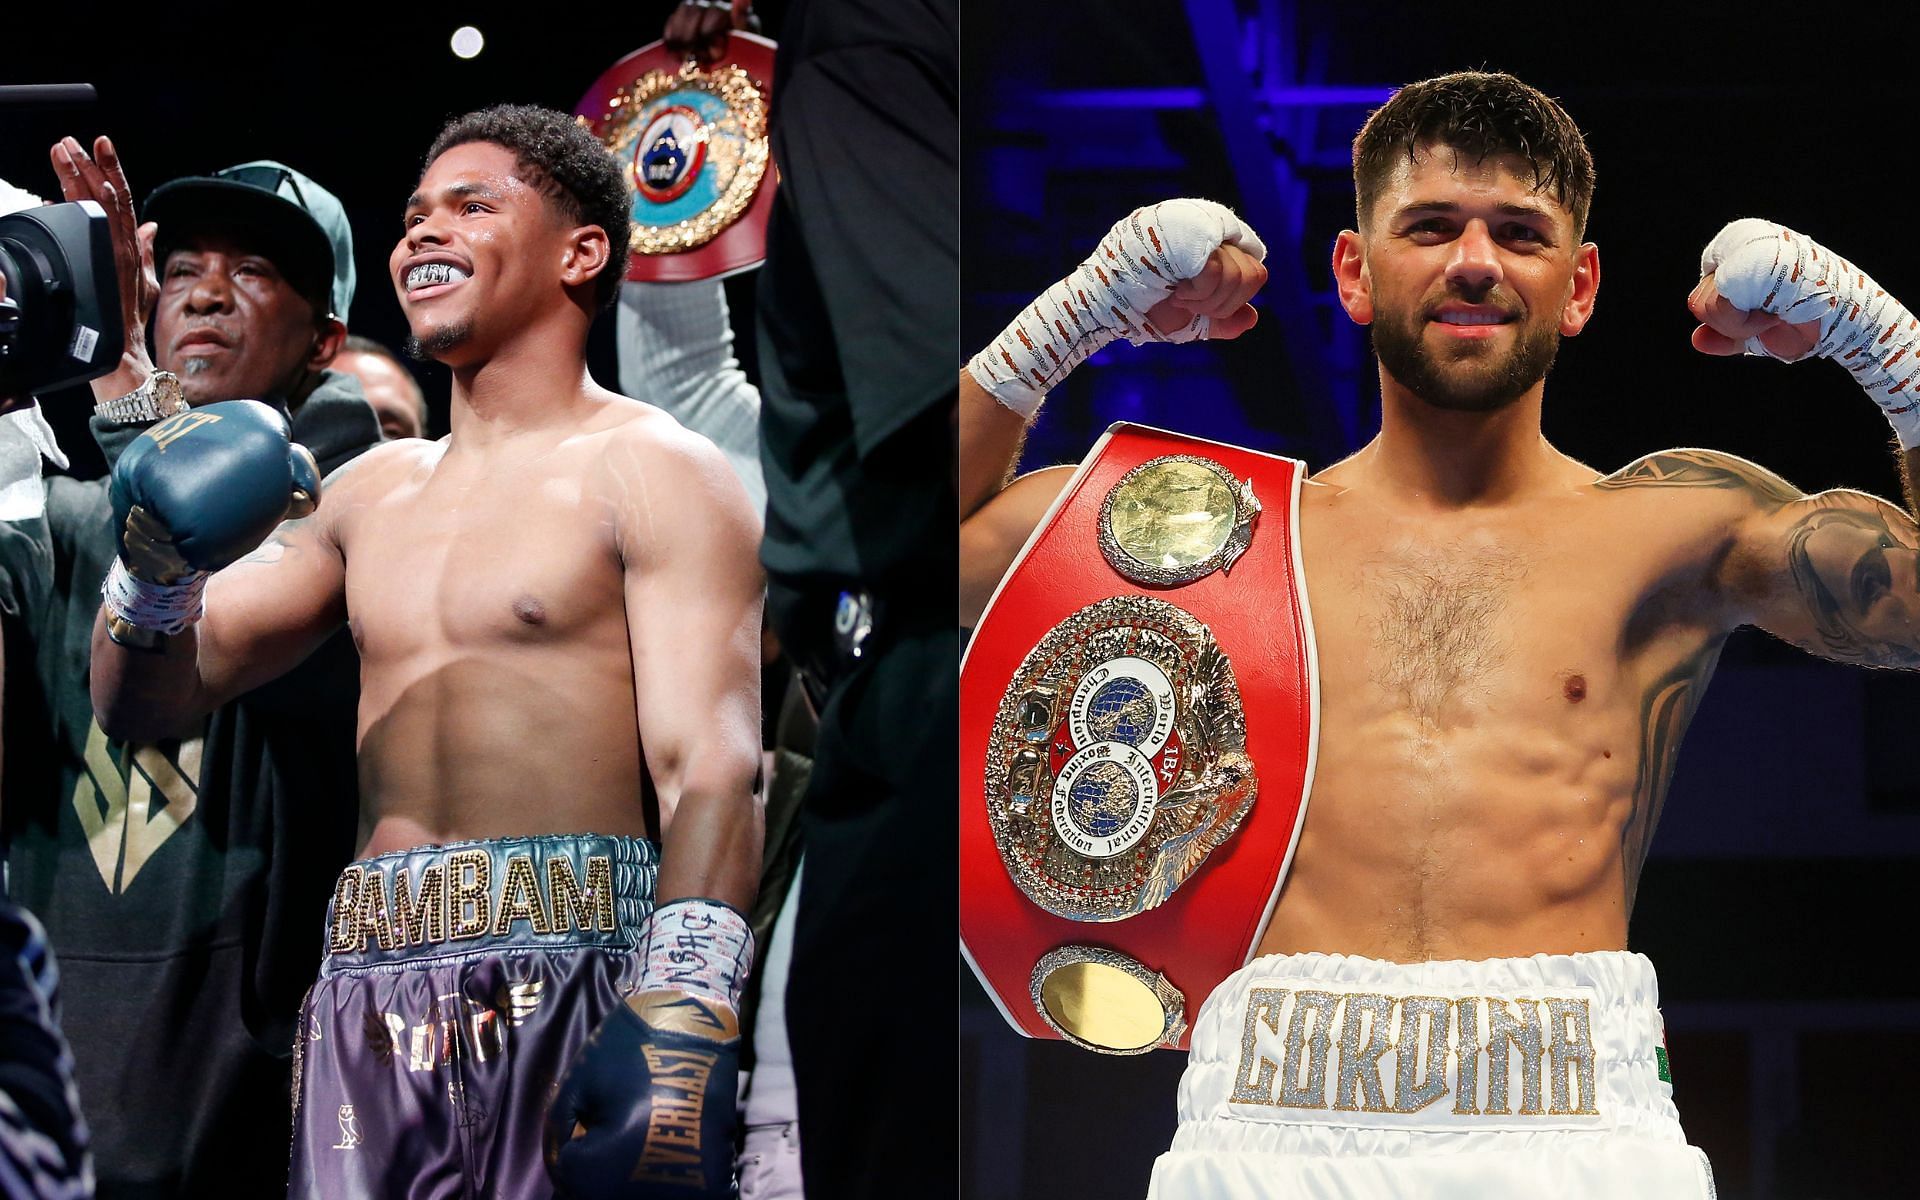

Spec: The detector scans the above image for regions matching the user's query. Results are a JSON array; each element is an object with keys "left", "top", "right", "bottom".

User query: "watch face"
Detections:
[{"left": 151, "top": 372, "right": 186, "bottom": 414}]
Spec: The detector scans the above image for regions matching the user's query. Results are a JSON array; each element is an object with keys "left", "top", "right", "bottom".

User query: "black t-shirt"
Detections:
[
  {"left": 0, "top": 372, "right": 377, "bottom": 1196},
  {"left": 756, "top": 0, "right": 958, "bottom": 598}
]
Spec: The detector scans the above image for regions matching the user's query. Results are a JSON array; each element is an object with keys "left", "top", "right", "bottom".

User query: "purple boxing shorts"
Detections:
[{"left": 288, "top": 834, "right": 658, "bottom": 1199}]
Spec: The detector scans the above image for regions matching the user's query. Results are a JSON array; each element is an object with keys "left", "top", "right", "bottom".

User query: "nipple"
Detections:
[{"left": 512, "top": 595, "right": 548, "bottom": 626}]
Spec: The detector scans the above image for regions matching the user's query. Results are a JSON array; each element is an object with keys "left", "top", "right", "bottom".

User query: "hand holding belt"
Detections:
[
  {"left": 100, "top": 399, "right": 321, "bottom": 645},
  {"left": 546, "top": 898, "right": 755, "bottom": 1198}
]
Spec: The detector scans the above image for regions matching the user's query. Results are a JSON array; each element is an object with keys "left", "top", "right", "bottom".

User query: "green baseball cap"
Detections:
[{"left": 147, "top": 160, "right": 355, "bottom": 323}]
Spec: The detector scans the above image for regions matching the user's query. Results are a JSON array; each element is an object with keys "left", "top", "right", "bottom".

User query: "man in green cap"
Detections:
[{"left": 0, "top": 136, "right": 379, "bottom": 1196}]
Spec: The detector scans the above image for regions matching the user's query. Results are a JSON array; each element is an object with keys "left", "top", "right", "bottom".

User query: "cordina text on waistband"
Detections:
[{"left": 1230, "top": 986, "right": 1600, "bottom": 1119}]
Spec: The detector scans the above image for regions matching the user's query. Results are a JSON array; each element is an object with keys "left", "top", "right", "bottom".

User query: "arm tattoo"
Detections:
[
  {"left": 224, "top": 517, "right": 309, "bottom": 570},
  {"left": 220, "top": 449, "right": 371, "bottom": 572},
  {"left": 1595, "top": 449, "right": 1801, "bottom": 506},
  {"left": 1622, "top": 642, "right": 1723, "bottom": 914},
  {"left": 1783, "top": 505, "right": 1920, "bottom": 668}
]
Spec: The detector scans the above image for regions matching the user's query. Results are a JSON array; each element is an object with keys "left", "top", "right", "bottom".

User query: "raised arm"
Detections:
[
  {"left": 616, "top": 279, "right": 766, "bottom": 516},
  {"left": 1679, "top": 219, "right": 1920, "bottom": 665},
  {"left": 958, "top": 199, "right": 1268, "bottom": 624},
  {"left": 1726, "top": 464, "right": 1920, "bottom": 667},
  {"left": 89, "top": 409, "right": 360, "bottom": 741},
  {"left": 1599, "top": 447, "right": 1920, "bottom": 667}
]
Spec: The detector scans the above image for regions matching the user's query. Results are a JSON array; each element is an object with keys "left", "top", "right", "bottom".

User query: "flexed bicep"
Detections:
[{"left": 1760, "top": 493, "right": 1920, "bottom": 668}]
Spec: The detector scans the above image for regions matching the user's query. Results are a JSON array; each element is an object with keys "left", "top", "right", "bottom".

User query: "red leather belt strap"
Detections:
[{"left": 961, "top": 423, "right": 1319, "bottom": 1049}]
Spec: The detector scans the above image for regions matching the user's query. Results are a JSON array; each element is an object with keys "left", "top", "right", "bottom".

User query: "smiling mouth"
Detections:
[{"left": 404, "top": 263, "right": 471, "bottom": 294}]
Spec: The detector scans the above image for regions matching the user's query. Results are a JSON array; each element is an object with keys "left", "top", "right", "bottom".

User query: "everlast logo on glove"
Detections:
[
  {"left": 625, "top": 991, "right": 737, "bottom": 1186},
  {"left": 145, "top": 409, "right": 222, "bottom": 451},
  {"left": 633, "top": 1046, "right": 717, "bottom": 1183}
]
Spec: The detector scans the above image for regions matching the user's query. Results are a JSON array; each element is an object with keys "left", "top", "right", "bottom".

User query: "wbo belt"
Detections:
[
  {"left": 960, "top": 423, "right": 1319, "bottom": 1054},
  {"left": 323, "top": 834, "right": 659, "bottom": 972}
]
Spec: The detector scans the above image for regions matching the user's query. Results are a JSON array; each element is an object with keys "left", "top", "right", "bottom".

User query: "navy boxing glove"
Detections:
[
  {"left": 102, "top": 399, "right": 321, "bottom": 639},
  {"left": 546, "top": 990, "right": 741, "bottom": 1197},
  {"left": 546, "top": 899, "right": 755, "bottom": 1198}
]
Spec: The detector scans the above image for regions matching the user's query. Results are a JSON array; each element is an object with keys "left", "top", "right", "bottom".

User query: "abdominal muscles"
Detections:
[
  {"left": 1260, "top": 704, "right": 1639, "bottom": 964},
  {"left": 352, "top": 632, "right": 651, "bottom": 856}
]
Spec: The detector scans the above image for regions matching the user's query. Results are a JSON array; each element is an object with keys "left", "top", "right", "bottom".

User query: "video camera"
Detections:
[{"left": 0, "top": 200, "right": 125, "bottom": 397}]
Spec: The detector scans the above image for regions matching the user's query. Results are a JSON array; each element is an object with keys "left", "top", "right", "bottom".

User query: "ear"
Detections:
[
  {"left": 1331, "top": 229, "right": 1373, "bottom": 325},
  {"left": 562, "top": 224, "right": 613, "bottom": 292},
  {"left": 1560, "top": 242, "right": 1600, "bottom": 336},
  {"left": 308, "top": 316, "right": 347, "bottom": 372}
]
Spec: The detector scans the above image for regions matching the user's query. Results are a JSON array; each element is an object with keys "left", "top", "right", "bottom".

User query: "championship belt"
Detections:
[
  {"left": 575, "top": 33, "right": 778, "bottom": 283},
  {"left": 960, "top": 424, "right": 1318, "bottom": 1054}
]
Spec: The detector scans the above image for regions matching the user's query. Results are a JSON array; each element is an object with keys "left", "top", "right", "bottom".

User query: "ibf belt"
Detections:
[{"left": 960, "top": 424, "right": 1318, "bottom": 1053}]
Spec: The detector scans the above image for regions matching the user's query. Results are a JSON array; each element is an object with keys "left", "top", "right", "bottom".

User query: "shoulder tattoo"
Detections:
[{"left": 1596, "top": 449, "right": 1801, "bottom": 507}]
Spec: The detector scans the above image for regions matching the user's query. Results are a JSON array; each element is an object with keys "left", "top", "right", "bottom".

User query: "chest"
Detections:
[
  {"left": 1296, "top": 496, "right": 1669, "bottom": 721},
  {"left": 341, "top": 463, "right": 627, "bottom": 653}
]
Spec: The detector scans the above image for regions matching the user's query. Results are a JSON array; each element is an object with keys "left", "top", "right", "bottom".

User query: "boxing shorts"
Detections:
[
  {"left": 288, "top": 834, "right": 658, "bottom": 1200},
  {"left": 1150, "top": 950, "right": 1716, "bottom": 1199}
]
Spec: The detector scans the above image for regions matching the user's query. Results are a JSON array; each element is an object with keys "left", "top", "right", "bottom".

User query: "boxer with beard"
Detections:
[{"left": 961, "top": 70, "right": 1920, "bottom": 1197}]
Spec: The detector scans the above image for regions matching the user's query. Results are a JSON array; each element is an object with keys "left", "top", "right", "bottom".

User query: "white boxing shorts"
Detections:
[{"left": 1149, "top": 950, "right": 1716, "bottom": 1199}]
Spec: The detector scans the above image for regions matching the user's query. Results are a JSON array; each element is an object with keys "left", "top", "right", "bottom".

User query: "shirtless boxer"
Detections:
[
  {"left": 961, "top": 71, "right": 1920, "bottom": 1197},
  {"left": 86, "top": 105, "right": 763, "bottom": 1198}
]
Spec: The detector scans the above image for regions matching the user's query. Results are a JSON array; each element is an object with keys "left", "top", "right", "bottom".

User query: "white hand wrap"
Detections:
[
  {"left": 638, "top": 898, "right": 755, "bottom": 1011},
  {"left": 101, "top": 557, "right": 206, "bottom": 635},
  {"left": 966, "top": 198, "right": 1267, "bottom": 419},
  {"left": 1704, "top": 218, "right": 1920, "bottom": 447}
]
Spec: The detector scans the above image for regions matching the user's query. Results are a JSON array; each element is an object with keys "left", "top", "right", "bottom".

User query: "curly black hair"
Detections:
[
  {"left": 1352, "top": 71, "right": 1596, "bottom": 238},
  {"left": 425, "top": 104, "right": 633, "bottom": 310}
]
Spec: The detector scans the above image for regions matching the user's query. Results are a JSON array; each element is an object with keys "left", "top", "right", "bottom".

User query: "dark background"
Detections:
[
  {"left": 963, "top": 3, "right": 1920, "bottom": 1198},
  {"left": 2, "top": 1, "right": 783, "bottom": 469}
]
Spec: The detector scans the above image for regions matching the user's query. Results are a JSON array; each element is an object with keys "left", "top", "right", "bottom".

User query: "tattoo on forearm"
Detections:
[
  {"left": 1595, "top": 449, "right": 1801, "bottom": 506},
  {"left": 1783, "top": 505, "right": 1920, "bottom": 668},
  {"left": 1622, "top": 643, "right": 1723, "bottom": 912}
]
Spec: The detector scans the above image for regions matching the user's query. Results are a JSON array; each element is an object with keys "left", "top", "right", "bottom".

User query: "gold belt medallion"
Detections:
[
  {"left": 1098, "top": 454, "right": 1260, "bottom": 586},
  {"left": 1030, "top": 944, "right": 1188, "bottom": 1054},
  {"left": 589, "top": 60, "right": 770, "bottom": 256},
  {"left": 986, "top": 596, "right": 1257, "bottom": 921}
]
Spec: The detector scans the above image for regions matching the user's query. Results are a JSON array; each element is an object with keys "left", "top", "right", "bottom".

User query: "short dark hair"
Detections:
[
  {"left": 424, "top": 104, "right": 632, "bottom": 310},
  {"left": 1352, "top": 71, "right": 1596, "bottom": 237}
]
